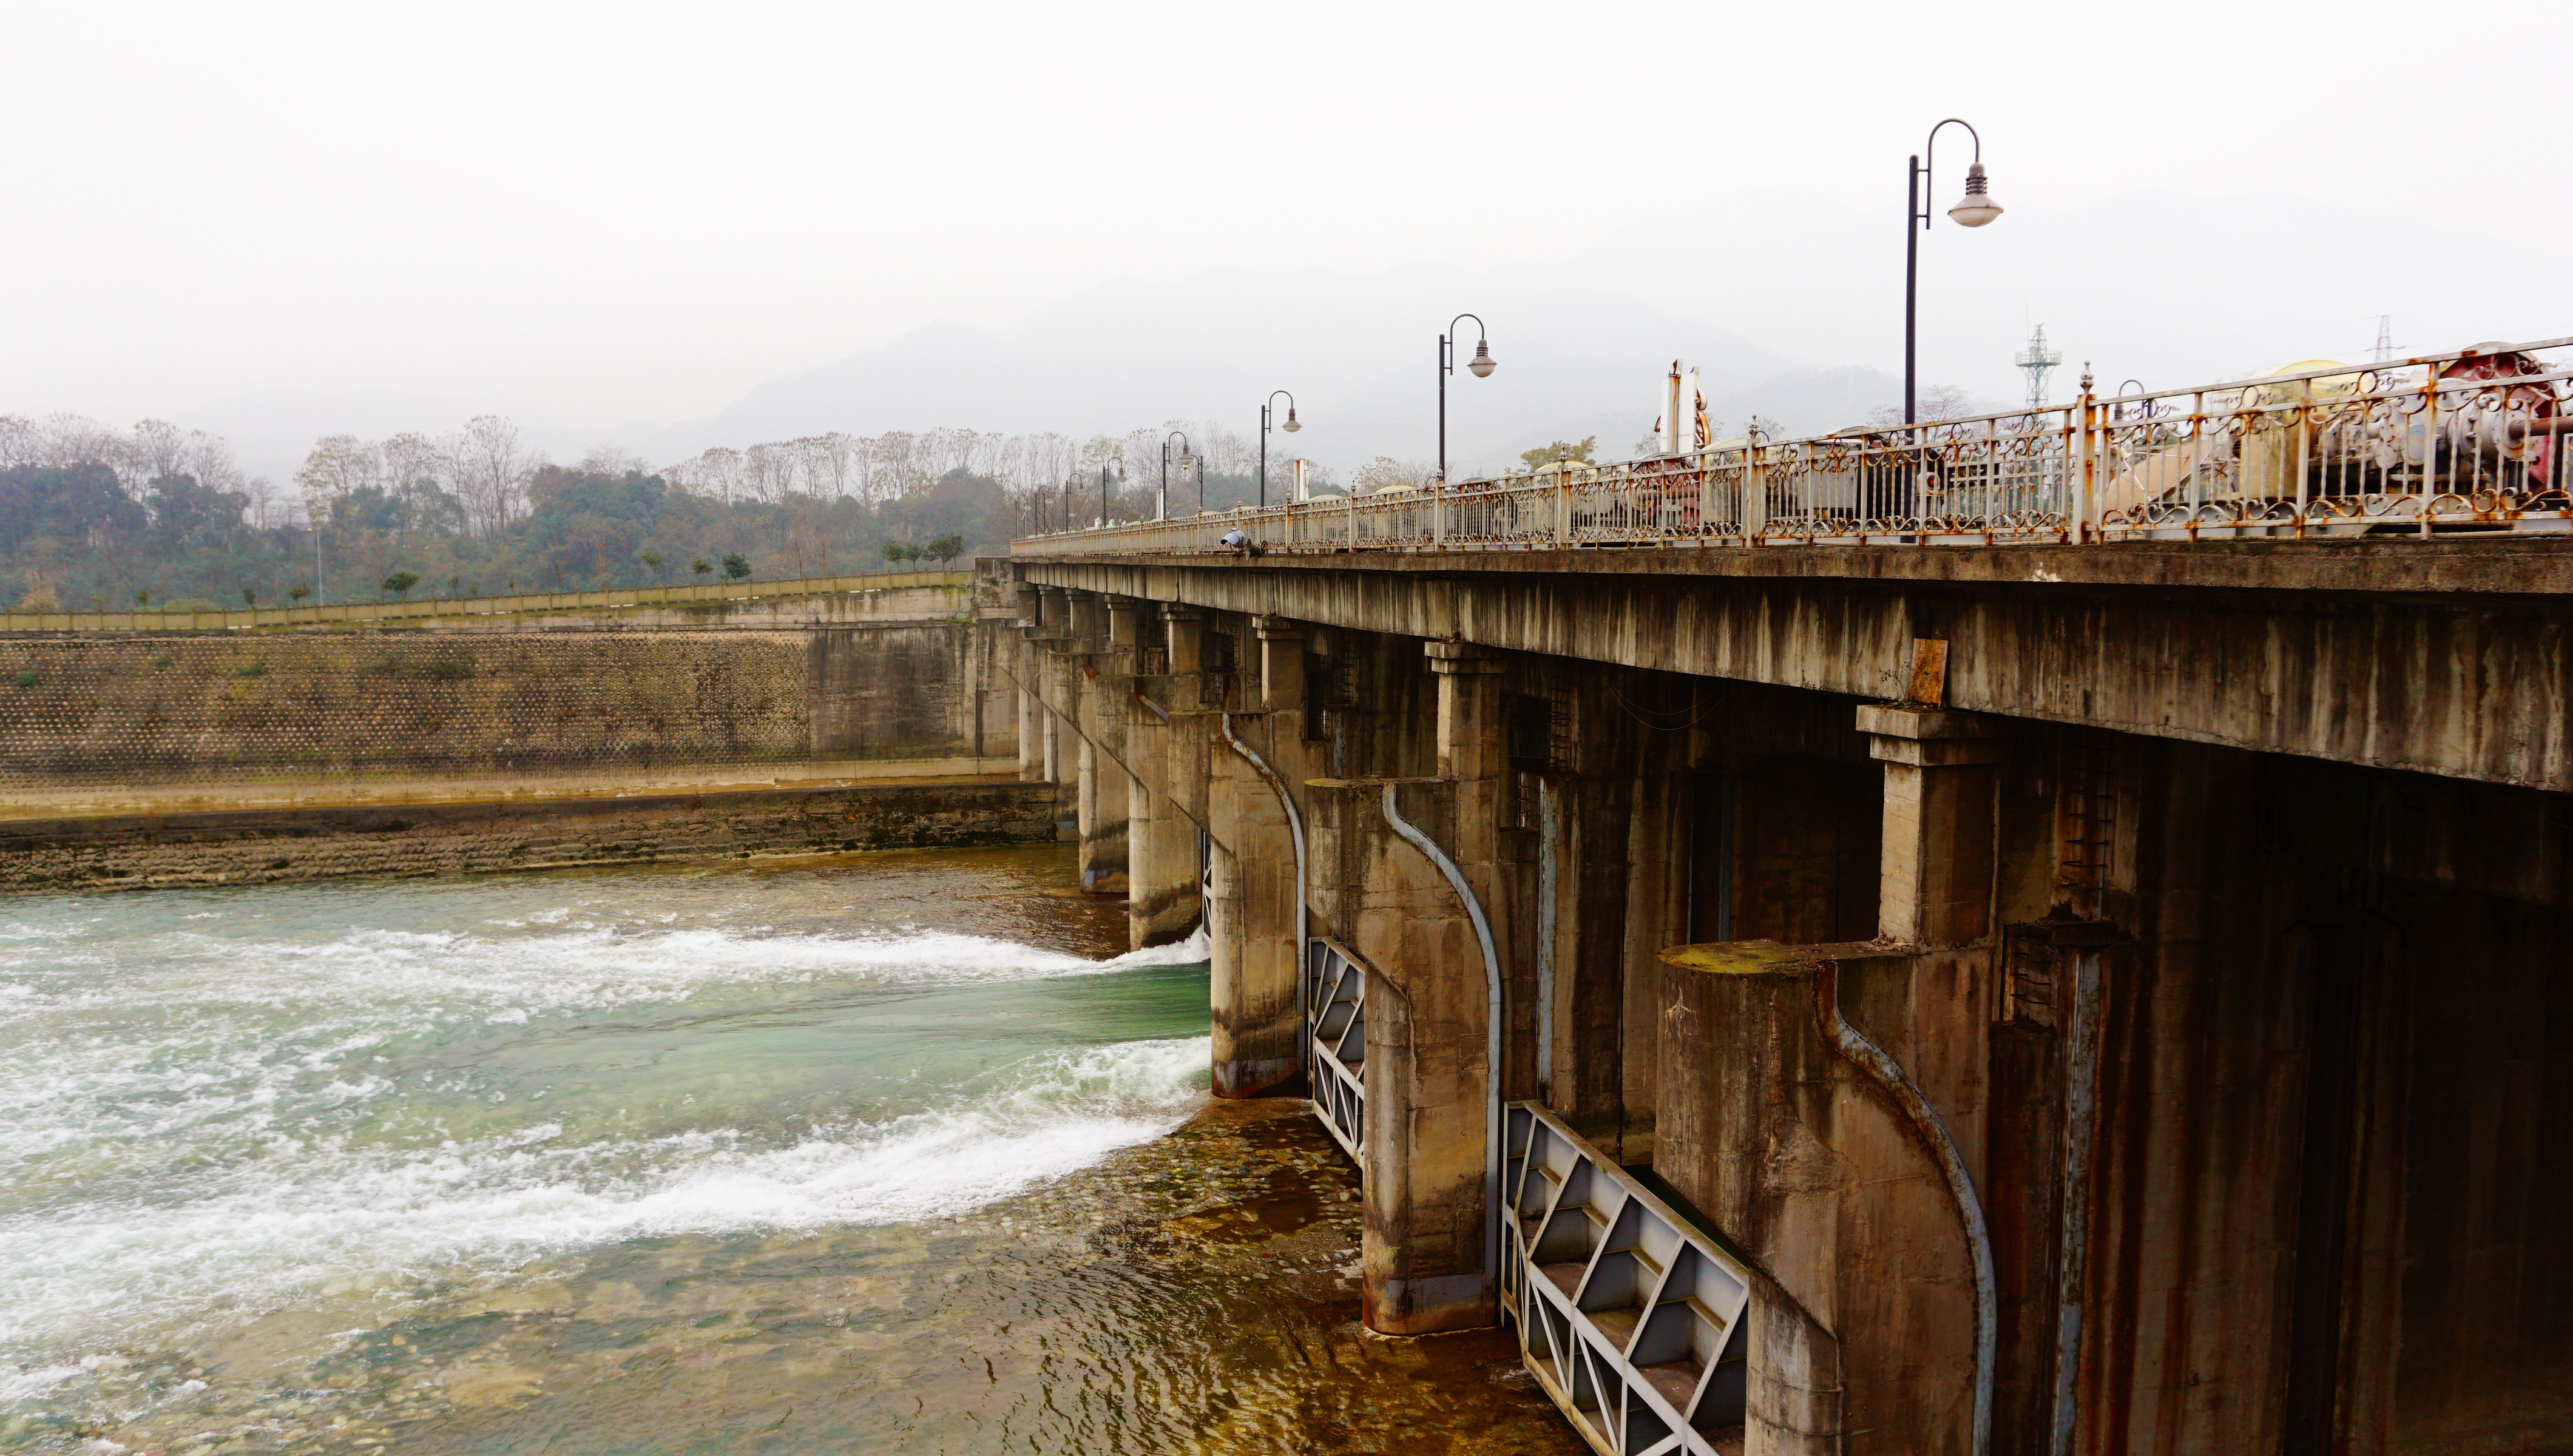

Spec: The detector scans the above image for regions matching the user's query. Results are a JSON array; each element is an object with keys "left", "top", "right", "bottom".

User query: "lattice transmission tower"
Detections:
[{"left": 2016, "top": 324, "right": 2064, "bottom": 411}]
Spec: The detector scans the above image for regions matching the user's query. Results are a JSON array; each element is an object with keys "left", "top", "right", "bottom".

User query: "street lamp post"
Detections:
[
  {"left": 1098, "top": 457, "right": 1126, "bottom": 527},
  {"left": 1160, "top": 431, "right": 1194, "bottom": 520},
  {"left": 1259, "top": 390, "right": 1300, "bottom": 508},
  {"left": 1438, "top": 314, "right": 1496, "bottom": 485},
  {"left": 1905, "top": 119, "right": 2003, "bottom": 426}
]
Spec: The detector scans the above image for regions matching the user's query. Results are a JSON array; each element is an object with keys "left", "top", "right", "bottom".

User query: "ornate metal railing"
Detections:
[
  {"left": 1305, "top": 937, "right": 1366, "bottom": 1162},
  {"left": 1505, "top": 1103, "right": 1752, "bottom": 1456},
  {"left": 1016, "top": 337, "right": 2573, "bottom": 555}
]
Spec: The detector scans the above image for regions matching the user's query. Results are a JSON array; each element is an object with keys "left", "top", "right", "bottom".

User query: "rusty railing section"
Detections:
[{"left": 1015, "top": 337, "right": 2573, "bottom": 556}]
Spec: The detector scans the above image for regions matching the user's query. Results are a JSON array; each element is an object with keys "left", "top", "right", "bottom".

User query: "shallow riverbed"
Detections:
[{"left": 0, "top": 847, "right": 1578, "bottom": 1455}]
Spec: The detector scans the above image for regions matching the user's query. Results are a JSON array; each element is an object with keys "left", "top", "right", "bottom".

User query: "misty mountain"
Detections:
[
  {"left": 623, "top": 267, "right": 1939, "bottom": 474},
  {"left": 191, "top": 257, "right": 2023, "bottom": 489}
]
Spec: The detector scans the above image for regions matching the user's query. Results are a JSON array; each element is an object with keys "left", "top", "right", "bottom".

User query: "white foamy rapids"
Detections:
[
  {"left": 0, "top": 1033, "right": 1211, "bottom": 1360},
  {"left": 0, "top": 917, "right": 1213, "bottom": 1023},
  {"left": 0, "top": 923, "right": 1211, "bottom": 1162}
]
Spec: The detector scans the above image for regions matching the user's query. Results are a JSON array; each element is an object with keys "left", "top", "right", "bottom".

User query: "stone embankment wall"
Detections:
[
  {"left": 0, "top": 780, "right": 1061, "bottom": 891},
  {"left": 0, "top": 568, "right": 1036, "bottom": 887},
  {"left": 0, "top": 625, "right": 992, "bottom": 789}
]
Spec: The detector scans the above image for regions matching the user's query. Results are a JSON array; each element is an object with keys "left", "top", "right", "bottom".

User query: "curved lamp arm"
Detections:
[
  {"left": 1917, "top": 118, "right": 1983, "bottom": 229},
  {"left": 1442, "top": 314, "right": 1489, "bottom": 376}
]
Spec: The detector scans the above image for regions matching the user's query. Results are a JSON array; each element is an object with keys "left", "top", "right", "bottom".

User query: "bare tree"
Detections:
[
  {"left": 447, "top": 416, "right": 536, "bottom": 534},
  {"left": 687, "top": 446, "right": 745, "bottom": 504},
  {"left": 871, "top": 432, "right": 919, "bottom": 500},
  {"left": 296, "top": 434, "right": 376, "bottom": 522},
  {"left": 743, "top": 441, "right": 801, "bottom": 502},
  {"left": 811, "top": 433, "right": 860, "bottom": 499},
  {"left": 1350, "top": 456, "right": 1436, "bottom": 494},
  {"left": 1864, "top": 385, "right": 1972, "bottom": 428},
  {"left": 576, "top": 443, "right": 652, "bottom": 476},
  {"left": 126, "top": 420, "right": 194, "bottom": 482},
  {"left": 0, "top": 416, "right": 38, "bottom": 471}
]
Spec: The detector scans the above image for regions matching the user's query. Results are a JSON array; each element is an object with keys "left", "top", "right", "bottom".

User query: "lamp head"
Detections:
[
  {"left": 1947, "top": 161, "right": 2003, "bottom": 227},
  {"left": 1467, "top": 339, "right": 1496, "bottom": 377},
  {"left": 1282, "top": 407, "right": 1300, "bottom": 433}
]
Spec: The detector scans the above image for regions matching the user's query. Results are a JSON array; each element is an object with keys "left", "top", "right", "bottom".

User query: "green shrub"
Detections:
[
  {"left": 234, "top": 662, "right": 266, "bottom": 678},
  {"left": 13, "top": 670, "right": 34, "bottom": 689}
]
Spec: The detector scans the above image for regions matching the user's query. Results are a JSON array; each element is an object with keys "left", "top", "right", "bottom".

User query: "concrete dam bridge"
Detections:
[{"left": 996, "top": 339, "right": 2573, "bottom": 1456}]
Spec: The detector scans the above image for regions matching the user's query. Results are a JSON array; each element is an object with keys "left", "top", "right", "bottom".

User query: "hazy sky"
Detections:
[{"left": 6, "top": 0, "right": 2568, "bottom": 454}]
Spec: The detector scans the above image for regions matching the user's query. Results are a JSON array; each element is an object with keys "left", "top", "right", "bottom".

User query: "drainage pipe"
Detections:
[
  {"left": 1219, "top": 713, "right": 1308, "bottom": 1049},
  {"left": 1814, "top": 959, "right": 1997, "bottom": 1456},
  {"left": 1535, "top": 781, "right": 1558, "bottom": 1092},
  {"left": 2049, "top": 948, "right": 2105, "bottom": 1456},
  {"left": 1380, "top": 782, "right": 1504, "bottom": 1307}
]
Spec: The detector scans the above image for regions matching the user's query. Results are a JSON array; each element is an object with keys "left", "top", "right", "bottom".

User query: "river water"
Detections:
[{"left": 0, "top": 847, "right": 1578, "bottom": 1455}]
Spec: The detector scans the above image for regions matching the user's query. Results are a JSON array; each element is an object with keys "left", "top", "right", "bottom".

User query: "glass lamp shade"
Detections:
[
  {"left": 1948, "top": 162, "right": 2003, "bottom": 227},
  {"left": 1282, "top": 410, "right": 1301, "bottom": 433},
  {"left": 1467, "top": 340, "right": 1496, "bottom": 377}
]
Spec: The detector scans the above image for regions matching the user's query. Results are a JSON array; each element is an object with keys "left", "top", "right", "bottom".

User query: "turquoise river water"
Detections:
[{"left": 0, "top": 846, "right": 1578, "bottom": 1455}]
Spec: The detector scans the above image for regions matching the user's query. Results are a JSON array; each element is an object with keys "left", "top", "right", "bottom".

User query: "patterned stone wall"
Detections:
[{"left": 0, "top": 630, "right": 941, "bottom": 788}]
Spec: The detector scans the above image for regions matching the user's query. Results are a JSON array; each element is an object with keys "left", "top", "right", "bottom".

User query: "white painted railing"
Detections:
[
  {"left": 1017, "top": 337, "right": 2573, "bottom": 555},
  {"left": 1305, "top": 937, "right": 1365, "bottom": 1162},
  {"left": 1505, "top": 1102, "right": 1752, "bottom": 1456}
]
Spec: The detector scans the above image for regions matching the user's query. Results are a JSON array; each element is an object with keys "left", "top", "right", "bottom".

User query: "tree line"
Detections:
[{"left": 0, "top": 409, "right": 1351, "bottom": 612}]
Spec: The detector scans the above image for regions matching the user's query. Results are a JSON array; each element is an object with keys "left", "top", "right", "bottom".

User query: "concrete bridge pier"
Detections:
[
  {"left": 1526, "top": 681, "right": 1673, "bottom": 1167},
  {"left": 1060, "top": 590, "right": 1129, "bottom": 893},
  {"left": 1015, "top": 684, "right": 1039, "bottom": 781},
  {"left": 1636, "top": 695, "right": 2013, "bottom": 1456},
  {"left": 1123, "top": 604, "right": 1209, "bottom": 948},
  {"left": 1120, "top": 713, "right": 1197, "bottom": 949},
  {"left": 1203, "top": 614, "right": 1314, "bottom": 1098},
  {"left": 1310, "top": 774, "right": 1501, "bottom": 1335},
  {"left": 1029, "top": 586, "right": 1067, "bottom": 790},
  {"left": 1297, "top": 637, "right": 1520, "bottom": 1336},
  {"left": 1206, "top": 749, "right": 1297, "bottom": 1096}
]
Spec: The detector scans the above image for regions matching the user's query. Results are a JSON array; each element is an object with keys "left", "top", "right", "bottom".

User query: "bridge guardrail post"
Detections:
[{"left": 2078, "top": 385, "right": 2098, "bottom": 542}]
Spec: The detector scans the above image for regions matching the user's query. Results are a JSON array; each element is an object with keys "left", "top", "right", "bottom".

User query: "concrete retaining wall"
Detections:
[{"left": 0, "top": 625, "right": 993, "bottom": 789}]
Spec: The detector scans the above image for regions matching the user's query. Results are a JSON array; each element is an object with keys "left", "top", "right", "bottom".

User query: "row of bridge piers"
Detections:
[{"left": 993, "top": 561, "right": 2567, "bottom": 1456}]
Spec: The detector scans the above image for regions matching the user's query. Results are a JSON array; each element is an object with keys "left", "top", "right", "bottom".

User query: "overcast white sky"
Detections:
[{"left": 4, "top": 0, "right": 2568, "bottom": 460}]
